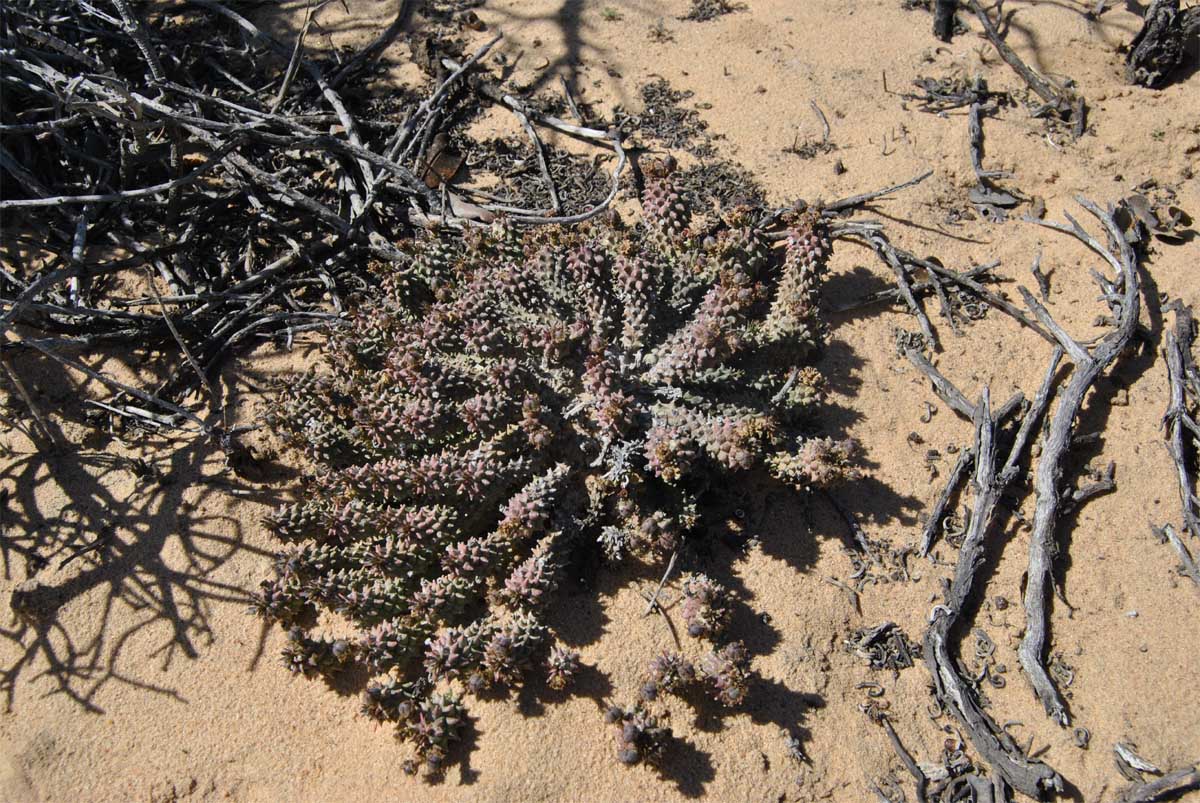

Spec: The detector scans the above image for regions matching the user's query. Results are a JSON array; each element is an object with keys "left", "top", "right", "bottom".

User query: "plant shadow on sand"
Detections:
[
  {"left": 426, "top": 359, "right": 916, "bottom": 799},
  {"left": 0, "top": 347, "right": 296, "bottom": 714},
  {"left": 0, "top": 272, "right": 921, "bottom": 798}
]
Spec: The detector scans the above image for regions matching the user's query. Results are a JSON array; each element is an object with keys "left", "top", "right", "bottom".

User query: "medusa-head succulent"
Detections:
[
  {"left": 256, "top": 160, "right": 855, "bottom": 773},
  {"left": 606, "top": 704, "right": 673, "bottom": 766},
  {"left": 679, "top": 573, "right": 732, "bottom": 639},
  {"left": 640, "top": 651, "right": 697, "bottom": 701}
]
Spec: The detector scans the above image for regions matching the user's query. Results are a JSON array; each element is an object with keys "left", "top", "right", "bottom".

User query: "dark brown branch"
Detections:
[
  {"left": 822, "top": 170, "right": 933, "bottom": 214},
  {"left": 833, "top": 263, "right": 996, "bottom": 313},
  {"left": 920, "top": 447, "right": 972, "bottom": 557},
  {"left": 916, "top": 256, "right": 1055, "bottom": 344},
  {"left": 0, "top": 140, "right": 239, "bottom": 209},
  {"left": 863, "top": 229, "right": 937, "bottom": 348},
  {"left": 451, "top": 63, "right": 628, "bottom": 225},
  {"left": 879, "top": 716, "right": 928, "bottom": 803},
  {"left": 12, "top": 332, "right": 208, "bottom": 433},
  {"left": 1030, "top": 252, "right": 1051, "bottom": 301},
  {"left": 1125, "top": 0, "right": 1200, "bottom": 89},
  {"left": 833, "top": 221, "right": 1054, "bottom": 343},
  {"left": 933, "top": 0, "right": 959, "bottom": 41}
]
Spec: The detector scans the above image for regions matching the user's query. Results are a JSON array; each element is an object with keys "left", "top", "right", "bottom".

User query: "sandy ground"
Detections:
[{"left": 3, "top": 1, "right": 1199, "bottom": 801}]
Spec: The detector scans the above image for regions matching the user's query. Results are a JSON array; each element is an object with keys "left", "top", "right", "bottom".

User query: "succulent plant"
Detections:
[
  {"left": 280, "top": 627, "right": 353, "bottom": 678},
  {"left": 361, "top": 677, "right": 428, "bottom": 723},
  {"left": 545, "top": 645, "right": 582, "bottom": 691},
  {"left": 257, "top": 161, "right": 855, "bottom": 774},
  {"left": 679, "top": 573, "right": 732, "bottom": 639},
  {"left": 397, "top": 691, "right": 468, "bottom": 775},
  {"left": 637, "top": 642, "right": 751, "bottom": 708},
  {"left": 640, "top": 651, "right": 698, "bottom": 701},
  {"left": 606, "top": 704, "right": 673, "bottom": 767},
  {"left": 248, "top": 575, "right": 310, "bottom": 625},
  {"left": 699, "top": 640, "right": 751, "bottom": 706}
]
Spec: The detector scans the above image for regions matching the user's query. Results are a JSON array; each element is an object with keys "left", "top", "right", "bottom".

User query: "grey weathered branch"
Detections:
[
  {"left": 1017, "top": 199, "right": 1142, "bottom": 727},
  {"left": 904, "top": 348, "right": 976, "bottom": 419},
  {"left": 923, "top": 386, "right": 1064, "bottom": 799},
  {"left": 1163, "top": 308, "right": 1200, "bottom": 539},
  {"left": 1151, "top": 524, "right": 1200, "bottom": 590},
  {"left": 965, "top": 0, "right": 1085, "bottom": 134},
  {"left": 1118, "top": 762, "right": 1200, "bottom": 803}
]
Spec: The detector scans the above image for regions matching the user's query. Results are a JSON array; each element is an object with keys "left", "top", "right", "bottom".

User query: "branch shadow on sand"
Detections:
[{"left": 0, "top": 348, "right": 295, "bottom": 714}]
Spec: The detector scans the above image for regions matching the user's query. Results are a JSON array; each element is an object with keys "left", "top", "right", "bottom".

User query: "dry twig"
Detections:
[
  {"left": 1017, "top": 199, "right": 1142, "bottom": 726},
  {"left": 923, "top": 381, "right": 1065, "bottom": 798},
  {"left": 1163, "top": 306, "right": 1200, "bottom": 538},
  {"left": 965, "top": 0, "right": 1086, "bottom": 135},
  {"left": 1118, "top": 762, "right": 1200, "bottom": 803}
]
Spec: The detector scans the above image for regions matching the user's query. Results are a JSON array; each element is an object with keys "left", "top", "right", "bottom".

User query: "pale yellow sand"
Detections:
[{"left": 3, "top": 2, "right": 1198, "bottom": 801}]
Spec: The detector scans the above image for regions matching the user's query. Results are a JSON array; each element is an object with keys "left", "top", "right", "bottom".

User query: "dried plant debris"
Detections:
[
  {"left": 844, "top": 622, "right": 919, "bottom": 673},
  {"left": 674, "top": 161, "right": 767, "bottom": 215},
  {"left": 903, "top": 74, "right": 1010, "bottom": 114},
  {"left": 1125, "top": 0, "right": 1200, "bottom": 89},
  {"left": 462, "top": 136, "right": 614, "bottom": 216},
  {"left": 782, "top": 138, "right": 837, "bottom": 161},
  {"left": 965, "top": 0, "right": 1086, "bottom": 135},
  {"left": 1116, "top": 185, "right": 1193, "bottom": 244},
  {"left": 1158, "top": 302, "right": 1200, "bottom": 587},
  {"left": 648, "top": 19, "right": 676, "bottom": 42},
  {"left": 255, "top": 163, "right": 860, "bottom": 775},
  {"left": 622, "top": 79, "right": 718, "bottom": 157},
  {"left": 422, "top": 0, "right": 488, "bottom": 29},
  {"left": 1117, "top": 760, "right": 1200, "bottom": 803},
  {"left": 844, "top": 537, "right": 918, "bottom": 590},
  {"left": 967, "top": 77, "right": 1022, "bottom": 222},
  {"left": 615, "top": 79, "right": 766, "bottom": 212},
  {"left": 682, "top": 0, "right": 745, "bottom": 22}
]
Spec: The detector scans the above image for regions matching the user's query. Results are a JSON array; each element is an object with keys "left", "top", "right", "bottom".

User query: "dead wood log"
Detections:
[
  {"left": 934, "top": 0, "right": 959, "bottom": 42},
  {"left": 1126, "top": 0, "right": 1200, "bottom": 89}
]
